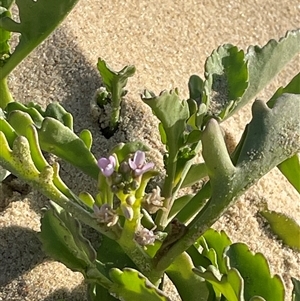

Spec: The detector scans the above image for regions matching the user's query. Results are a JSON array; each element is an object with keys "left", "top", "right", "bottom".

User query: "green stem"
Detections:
[
  {"left": 0, "top": 77, "right": 14, "bottom": 109},
  {"left": 110, "top": 81, "right": 122, "bottom": 131},
  {"left": 155, "top": 152, "right": 177, "bottom": 230},
  {"left": 117, "top": 202, "right": 162, "bottom": 283}
]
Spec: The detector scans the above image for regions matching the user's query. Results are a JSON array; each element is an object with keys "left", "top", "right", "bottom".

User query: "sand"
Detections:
[{"left": 0, "top": 0, "right": 299, "bottom": 300}]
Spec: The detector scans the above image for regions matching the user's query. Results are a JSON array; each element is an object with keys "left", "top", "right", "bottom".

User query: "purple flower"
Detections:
[
  {"left": 98, "top": 155, "right": 116, "bottom": 177},
  {"left": 128, "top": 151, "right": 154, "bottom": 176}
]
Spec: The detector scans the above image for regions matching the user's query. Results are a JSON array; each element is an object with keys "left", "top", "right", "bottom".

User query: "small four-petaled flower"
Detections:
[
  {"left": 98, "top": 155, "right": 116, "bottom": 177},
  {"left": 129, "top": 151, "right": 154, "bottom": 176}
]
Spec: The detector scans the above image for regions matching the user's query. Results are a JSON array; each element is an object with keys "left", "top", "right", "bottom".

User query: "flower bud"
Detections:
[
  {"left": 121, "top": 203, "right": 134, "bottom": 220},
  {"left": 125, "top": 195, "right": 135, "bottom": 206}
]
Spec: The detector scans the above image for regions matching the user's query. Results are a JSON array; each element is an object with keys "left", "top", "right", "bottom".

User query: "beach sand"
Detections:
[{"left": 0, "top": 1, "right": 299, "bottom": 300}]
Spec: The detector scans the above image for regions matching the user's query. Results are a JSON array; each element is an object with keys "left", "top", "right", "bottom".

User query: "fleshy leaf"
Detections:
[
  {"left": 266, "top": 73, "right": 300, "bottom": 193},
  {"left": 96, "top": 58, "right": 136, "bottom": 131},
  {"left": 166, "top": 252, "right": 209, "bottom": 301},
  {"left": 193, "top": 265, "right": 244, "bottom": 301},
  {"left": 181, "top": 162, "right": 207, "bottom": 188},
  {"left": 267, "top": 73, "right": 300, "bottom": 108},
  {"left": 39, "top": 203, "right": 112, "bottom": 289},
  {"left": 44, "top": 102, "right": 74, "bottom": 130},
  {"left": 188, "top": 74, "right": 204, "bottom": 104},
  {"left": 225, "top": 243, "right": 285, "bottom": 301},
  {"left": 109, "top": 268, "right": 170, "bottom": 301},
  {"left": 260, "top": 207, "right": 300, "bottom": 251},
  {"left": 167, "top": 94, "right": 300, "bottom": 270},
  {"left": 37, "top": 117, "right": 99, "bottom": 179},
  {"left": 204, "top": 44, "right": 248, "bottom": 119},
  {"left": 201, "top": 229, "right": 232, "bottom": 274},
  {"left": 232, "top": 29, "right": 300, "bottom": 116},
  {"left": 96, "top": 235, "right": 137, "bottom": 278},
  {"left": 0, "top": 0, "right": 80, "bottom": 79},
  {"left": 142, "top": 89, "right": 189, "bottom": 155}
]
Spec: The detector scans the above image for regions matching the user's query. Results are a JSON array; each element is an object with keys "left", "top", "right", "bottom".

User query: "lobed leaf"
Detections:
[
  {"left": 204, "top": 44, "right": 248, "bottom": 119},
  {"left": 193, "top": 265, "right": 244, "bottom": 301},
  {"left": 142, "top": 90, "right": 189, "bottom": 155},
  {"left": 166, "top": 252, "right": 209, "bottom": 301},
  {"left": 109, "top": 268, "right": 171, "bottom": 301},
  {"left": 234, "top": 29, "right": 300, "bottom": 116},
  {"left": 97, "top": 58, "right": 136, "bottom": 95},
  {"left": 39, "top": 203, "right": 97, "bottom": 274},
  {"left": 225, "top": 243, "right": 284, "bottom": 300}
]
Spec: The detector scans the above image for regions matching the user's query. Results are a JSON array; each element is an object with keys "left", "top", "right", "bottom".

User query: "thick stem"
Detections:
[
  {"left": 116, "top": 201, "right": 162, "bottom": 283},
  {"left": 0, "top": 77, "right": 14, "bottom": 109}
]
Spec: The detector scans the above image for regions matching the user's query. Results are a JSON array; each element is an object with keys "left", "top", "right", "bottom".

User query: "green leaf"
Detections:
[
  {"left": 204, "top": 44, "right": 248, "bottom": 119},
  {"left": 225, "top": 243, "right": 285, "bottom": 301},
  {"left": 0, "top": 0, "right": 80, "bottom": 79},
  {"left": 44, "top": 102, "right": 74, "bottom": 130},
  {"left": 111, "top": 141, "right": 150, "bottom": 163},
  {"left": 96, "top": 58, "right": 136, "bottom": 130},
  {"left": 37, "top": 117, "right": 99, "bottom": 179},
  {"left": 96, "top": 235, "right": 137, "bottom": 278},
  {"left": 193, "top": 265, "right": 244, "bottom": 301},
  {"left": 168, "top": 194, "right": 194, "bottom": 221},
  {"left": 202, "top": 229, "right": 232, "bottom": 274},
  {"left": 292, "top": 277, "right": 300, "bottom": 301},
  {"left": 267, "top": 73, "right": 300, "bottom": 108},
  {"left": 109, "top": 268, "right": 171, "bottom": 301},
  {"left": 188, "top": 74, "right": 204, "bottom": 103},
  {"left": 142, "top": 89, "right": 189, "bottom": 155},
  {"left": 39, "top": 204, "right": 97, "bottom": 274},
  {"left": 79, "top": 129, "right": 93, "bottom": 151},
  {"left": 166, "top": 252, "right": 209, "bottom": 301},
  {"left": 181, "top": 163, "right": 207, "bottom": 188},
  {"left": 267, "top": 73, "right": 300, "bottom": 193},
  {"left": 260, "top": 207, "right": 300, "bottom": 251},
  {"left": 6, "top": 101, "right": 44, "bottom": 126},
  {"left": 0, "top": 112, "right": 17, "bottom": 147},
  {"left": 235, "top": 94, "right": 300, "bottom": 178},
  {"left": 234, "top": 29, "right": 300, "bottom": 116},
  {"left": 97, "top": 58, "right": 136, "bottom": 95},
  {"left": 277, "top": 154, "right": 300, "bottom": 193}
]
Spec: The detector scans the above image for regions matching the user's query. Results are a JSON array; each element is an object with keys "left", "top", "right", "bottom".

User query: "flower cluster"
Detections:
[
  {"left": 142, "top": 186, "right": 165, "bottom": 214},
  {"left": 97, "top": 150, "right": 155, "bottom": 221},
  {"left": 93, "top": 204, "right": 119, "bottom": 227},
  {"left": 135, "top": 226, "right": 157, "bottom": 247},
  {"left": 97, "top": 151, "right": 154, "bottom": 195}
]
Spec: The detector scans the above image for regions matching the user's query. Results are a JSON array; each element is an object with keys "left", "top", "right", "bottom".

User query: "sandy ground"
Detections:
[{"left": 0, "top": 0, "right": 299, "bottom": 300}]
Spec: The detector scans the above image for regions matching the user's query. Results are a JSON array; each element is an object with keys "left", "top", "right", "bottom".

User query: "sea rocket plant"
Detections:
[{"left": 0, "top": 26, "right": 299, "bottom": 301}]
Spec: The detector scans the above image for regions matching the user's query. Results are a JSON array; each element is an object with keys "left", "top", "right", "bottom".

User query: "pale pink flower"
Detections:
[
  {"left": 128, "top": 151, "right": 154, "bottom": 176},
  {"left": 98, "top": 155, "right": 116, "bottom": 177}
]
